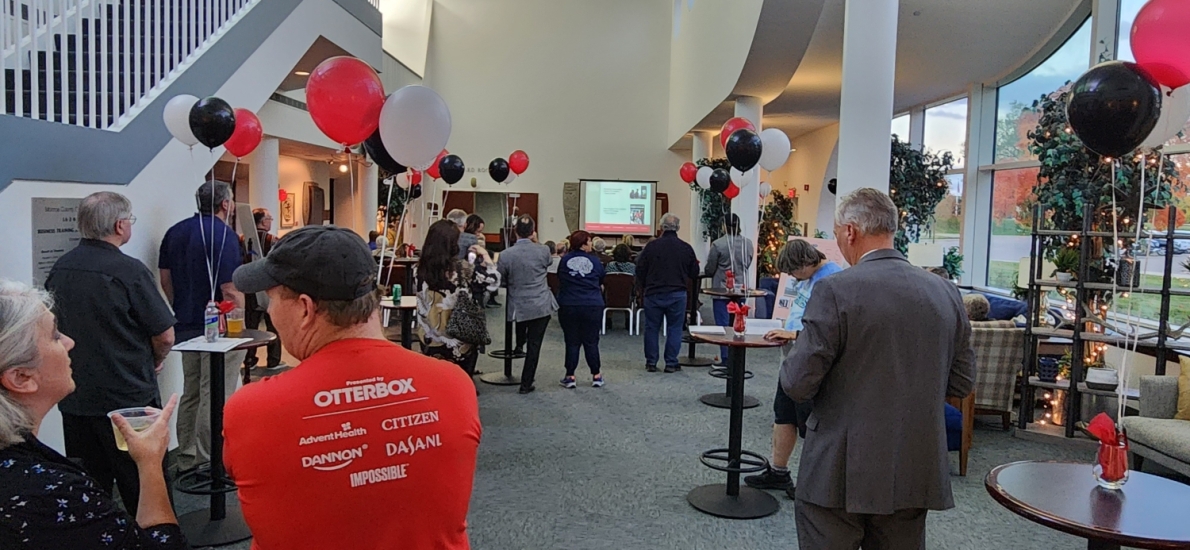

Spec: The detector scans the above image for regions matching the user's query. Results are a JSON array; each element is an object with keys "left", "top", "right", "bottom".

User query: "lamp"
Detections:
[{"left": 906, "top": 243, "right": 943, "bottom": 267}]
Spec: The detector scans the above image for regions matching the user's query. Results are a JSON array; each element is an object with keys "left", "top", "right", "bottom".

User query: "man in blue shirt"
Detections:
[{"left": 158, "top": 180, "right": 245, "bottom": 472}]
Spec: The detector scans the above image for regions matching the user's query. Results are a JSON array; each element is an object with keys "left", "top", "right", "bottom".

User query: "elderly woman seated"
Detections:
[
  {"left": 0, "top": 280, "right": 186, "bottom": 549},
  {"left": 963, "top": 293, "right": 991, "bottom": 322}
]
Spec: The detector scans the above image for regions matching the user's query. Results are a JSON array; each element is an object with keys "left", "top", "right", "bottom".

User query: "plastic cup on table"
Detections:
[
  {"left": 226, "top": 307, "right": 245, "bottom": 334},
  {"left": 107, "top": 407, "right": 161, "bottom": 451}
]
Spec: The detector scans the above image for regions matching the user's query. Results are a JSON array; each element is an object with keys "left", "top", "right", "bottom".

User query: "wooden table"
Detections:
[
  {"left": 986, "top": 461, "right": 1190, "bottom": 549},
  {"left": 380, "top": 296, "right": 418, "bottom": 350},
  {"left": 687, "top": 328, "right": 783, "bottom": 519},
  {"left": 701, "top": 287, "right": 768, "bottom": 301},
  {"left": 384, "top": 257, "right": 418, "bottom": 295},
  {"left": 175, "top": 329, "right": 276, "bottom": 547},
  {"left": 698, "top": 288, "right": 768, "bottom": 409}
]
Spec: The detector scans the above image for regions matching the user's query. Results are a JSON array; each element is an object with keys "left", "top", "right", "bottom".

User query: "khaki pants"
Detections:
[{"left": 177, "top": 350, "right": 246, "bottom": 471}]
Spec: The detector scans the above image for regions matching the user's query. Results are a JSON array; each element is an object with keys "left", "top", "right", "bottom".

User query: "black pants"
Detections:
[
  {"left": 517, "top": 316, "right": 551, "bottom": 390},
  {"left": 244, "top": 295, "right": 281, "bottom": 368},
  {"left": 515, "top": 320, "right": 528, "bottom": 352},
  {"left": 62, "top": 412, "right": 172, "bottom": 516},
  {"left": 559, "top": 306, "right": 601, "bottom": 376},
  {"left": 425, "top": 344, "right": 479, "bottom": 376}
]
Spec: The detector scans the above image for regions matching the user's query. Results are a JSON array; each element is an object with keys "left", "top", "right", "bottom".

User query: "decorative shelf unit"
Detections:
[{"left": 1018, "top": 205, "right": 1183, "bottom": 437}]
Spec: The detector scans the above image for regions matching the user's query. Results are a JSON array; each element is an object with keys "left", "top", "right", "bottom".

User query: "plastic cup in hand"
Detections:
[
  {"left": 226, "top": 307, "right": 245, "bottom": 334},
  {"left": 107, "top": 407, "right": 160, "bottom": 452}
]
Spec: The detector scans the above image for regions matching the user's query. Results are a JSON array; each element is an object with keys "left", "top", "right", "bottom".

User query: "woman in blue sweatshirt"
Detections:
[{"left": 556, "top": 230, "right": 606, "bottom": 388}]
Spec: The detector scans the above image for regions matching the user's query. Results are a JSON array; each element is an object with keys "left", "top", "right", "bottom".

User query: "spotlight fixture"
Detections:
[
  {"left": 339, "top": 164, "right": 349, "bottom": 173},
  {"left": 294, "top": 70, "right": 310, "bottom": 76}
]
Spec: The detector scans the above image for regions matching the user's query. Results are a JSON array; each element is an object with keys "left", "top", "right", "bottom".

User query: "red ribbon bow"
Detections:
[
  {"left": 217, "top": 300, "right": 236, "bottom": 314},
  {"left": 726, "top": 302, "right": 750, "bottom": 316}
]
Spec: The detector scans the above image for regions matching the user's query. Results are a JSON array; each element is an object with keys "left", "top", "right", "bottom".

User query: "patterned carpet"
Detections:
[{"left": 173, "top": 298, "right": 1176, "bottom": 549}]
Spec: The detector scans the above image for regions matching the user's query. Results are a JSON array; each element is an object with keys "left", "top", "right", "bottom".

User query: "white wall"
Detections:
[
  {"left": 424, "top": 0, "right": 688, "bottom": 243},
  {"left": 379, "top": 0, "right": 432, "bottom": 77},
  {"left": 767, "top": 123, "right": 838, "bottom": 233},
  {"left": 278, "top": 156, "right": 332, "bottom": 236},
  {"left": 0, "top": 0, "right": 380, "bottom": 452}
]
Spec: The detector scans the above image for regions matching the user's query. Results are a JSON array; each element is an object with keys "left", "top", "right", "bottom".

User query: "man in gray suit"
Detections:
[
  {"left": 497, "top": 215, "right": 558, "bottom": 394},
  {"left": 780, "top": 188, "right": 975, "bottom": 549},
  {"left": 704, "top": 214, "right": 753, "bottom": 364}
]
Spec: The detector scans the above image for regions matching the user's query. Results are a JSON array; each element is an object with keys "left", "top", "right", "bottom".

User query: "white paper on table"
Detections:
[
  {"left": 689, "top": 325, "right": 727, "bottom": 334},
  {"left": 172, "top": 336, "right": 252, "bottom": 353},
  {"left": 744, "top": 319, "right": 783, "bottom": 335}
]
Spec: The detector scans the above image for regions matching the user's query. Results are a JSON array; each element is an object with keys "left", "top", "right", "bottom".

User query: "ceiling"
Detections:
[
  {"left": 276, "top": 37, "right": 355, "bottom": 92},
  {"left": 689, "top": 0, "right": 1085, "bottom": 141},
  {"left": 278, "top": 138, "right": 347, "bottom": 163}
]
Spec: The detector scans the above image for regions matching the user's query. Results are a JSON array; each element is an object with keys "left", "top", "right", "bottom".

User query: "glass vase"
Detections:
[
  {"left": 732, "top": 312, "right": 747, "bottom": 337},
  {"left": 1093, "top": 437, "right": 1129, "bottom": 490}
]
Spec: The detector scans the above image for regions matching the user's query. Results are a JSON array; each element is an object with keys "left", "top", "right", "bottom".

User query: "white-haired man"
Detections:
[
  {"left": 634, "top": 213, "right": 698, "bottom": 373},
  {"left": 780, "top": 188, "right": 974, "bottom": 549}
]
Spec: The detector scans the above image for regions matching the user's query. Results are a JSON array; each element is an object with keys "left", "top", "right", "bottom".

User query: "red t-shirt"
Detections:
[{"left": 224, "top": 338, "right": 481, "bottom": 550}]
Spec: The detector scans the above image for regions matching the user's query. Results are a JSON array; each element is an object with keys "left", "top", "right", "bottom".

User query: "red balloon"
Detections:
[
  {"left": 306, "top": 56, "right": 385, "bottom": 145},
  {"left": 720, "top": 117, "right": 756, "bottom": 149},
  {"left": 224, "top": 108, "right": 262, "bottom": 158},
  {"left": 278, "top": 189, "right": 288, "bottom": 202},
  {"left": 724, "top": 182, "right": 740, "bottom": 199},
  {"left": 425, "top": 150, "right": 449, "bottom": 180},
  {"left": 409, "top": 169, "right": 422, "bottom": 186},
  {"left": 1132, "top": 0, "right": 1190, "bottom": 89},
  {"left": 509, "top": 150, "right": 530, "bottom": 175},
  {"left": 679, "top": 162, "right": 697, "bottom": 183}
]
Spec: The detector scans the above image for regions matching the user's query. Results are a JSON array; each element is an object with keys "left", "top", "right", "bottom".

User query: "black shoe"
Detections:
[
  {"left": 646, "top": 365, "right": 658, "bottom": 373},
  {"left": 664, "top": 365, "right": 681, "bottom": 373},
  {"left": 744, "top": 467, "right": 793, "bottom": 490},
  {"left": 518, "top": 385, "right": 535, "bottom": 394},
  {"left": 513, "top": 348, "right": 525, "bottom": 355},
  {"left": 785, "top": 485, "right": 796, "bottom": 500},
  {"left": 487, "top": 300, "right": 501, "bottom": 307}
]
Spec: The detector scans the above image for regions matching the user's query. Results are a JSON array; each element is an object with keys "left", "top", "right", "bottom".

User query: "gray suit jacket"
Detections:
[
  {"left": 497, "top": 240, "right": 559, "bottom": 322},
  {"left": 703, "top": 234, "right": 753, "bottom": 289},
  {"left": 780, "top": 249, "right": 975, "bottom": 515}
]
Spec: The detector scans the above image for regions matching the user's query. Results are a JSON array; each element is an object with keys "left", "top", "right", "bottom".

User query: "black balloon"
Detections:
[
  {"left": 363, "top": 130, "right": 407, "bottom": 175},
  {"left": 828, "top": 178, "right": 837, "bottom": 195},
  {"left": 709, "top": 168, "right": 731, "bottom": 193},
  {"left": 409, "top": 185, "right": 423, "bottom": 200},
  {"left": 725, "top": 128, "right": 763, "bottom": 172},
  {"left": 439, "top": 154, "right": 465, "bottom": 185},
  {"left": 189, "top": 97, "right": 236, "bottom": 149},
  {"left": 489, "top": 158, "right": 510, "bottom": 183},
  {"left": 1067, "top": 61, "right": 1162, "bottom": 158}
]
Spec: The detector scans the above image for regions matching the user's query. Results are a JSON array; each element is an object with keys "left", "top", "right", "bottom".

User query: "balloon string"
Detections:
[
  {"left": 194, "top": 147, "right": 216, "bottom": 303},
  {"left": 377, "top": 177, "right": 396, "bottom": 285},
  {"left": 348, "top": 150, "right": 357, "bottom": 232}
]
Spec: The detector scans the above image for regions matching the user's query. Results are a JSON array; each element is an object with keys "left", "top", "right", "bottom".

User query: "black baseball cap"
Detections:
[{"left": 233, "top": 225, "right": 376, "bottom": 301}]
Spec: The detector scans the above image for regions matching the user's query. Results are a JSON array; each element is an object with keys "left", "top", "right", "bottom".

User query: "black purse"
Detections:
[{"left": 446, "top": 266, "right": 491, "bottom": 345}]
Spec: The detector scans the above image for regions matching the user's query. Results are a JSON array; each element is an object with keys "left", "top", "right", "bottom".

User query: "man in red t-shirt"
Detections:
[{"left": 225, "top": 226, "right": 481, "bottom": 550}]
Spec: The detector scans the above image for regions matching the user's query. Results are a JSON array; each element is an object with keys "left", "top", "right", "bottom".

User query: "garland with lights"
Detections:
[{"left": 758, "top": 192, "right": 801, "bottom": 276}]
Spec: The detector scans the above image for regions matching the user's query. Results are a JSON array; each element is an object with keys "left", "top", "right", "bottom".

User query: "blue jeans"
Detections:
[
  {"left": 643, "top": 290, "right": 687, "bottom": 368},
  {"left": 713, "top": 298, "right": 731, "bottom": 361}
]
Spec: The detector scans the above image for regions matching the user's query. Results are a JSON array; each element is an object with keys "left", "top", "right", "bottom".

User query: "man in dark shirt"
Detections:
[
  {"left": 241, "top": 208, "right": 282, "bottom": 372},
  {"left": 158, "top": 180, "right": 245, "bottom": 472},
  {"left": 635, "top": 213, "right": 699, "bottom": 373},
  {"left": 45, "top": 191, "right": 176, "bottom": 515}
]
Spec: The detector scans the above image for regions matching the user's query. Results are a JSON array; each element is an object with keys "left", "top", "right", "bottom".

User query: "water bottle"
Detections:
[{"left": 204, "top": 301, "right": 220, "bottom": 343}]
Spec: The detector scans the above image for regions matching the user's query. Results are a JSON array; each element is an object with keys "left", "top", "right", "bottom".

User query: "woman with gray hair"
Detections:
[
  {"left": 743, "top": 239, "right": 843, "bottom": 497},
  {"left": 0, "top": 280, "right": 186, "bottom": 549}
]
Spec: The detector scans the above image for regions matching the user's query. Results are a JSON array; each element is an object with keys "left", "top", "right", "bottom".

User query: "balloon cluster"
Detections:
[
  {"left": 490, "top": 150, "right": 530, "bottom": 184},
  {"left": 1065, "top": 1, "right": 1190, "bottom": 157},
  {"left": 164, "top": 95, "right": 263, "bottom": 157},
  {"left": 679, "top": 117, "right": 790, "bottom": 201}
]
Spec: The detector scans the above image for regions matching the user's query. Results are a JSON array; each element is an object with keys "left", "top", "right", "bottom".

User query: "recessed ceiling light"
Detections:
[{"left": 294, "top": 70, "right": 310, "bottom": 76}]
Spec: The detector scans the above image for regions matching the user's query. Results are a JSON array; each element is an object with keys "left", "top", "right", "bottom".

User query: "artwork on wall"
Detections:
[{"left": 280, "top": 195, "right": 296, "bottom": 228}]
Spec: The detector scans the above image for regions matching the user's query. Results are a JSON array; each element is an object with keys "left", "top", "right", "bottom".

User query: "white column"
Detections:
[
  {"left": 691, "top": 131, "right": 714, "bottom": 262},
  {"left": 734, "top": 96, "right": 762, "bottom": 286},
  {"left": 248, "top": 137, "right": 280, "bottom": 229},
  {"left": 361, "top": 160, "right": 379, "bottom": 238},
  {"left": 908, "top": 107, "right": 925, "bottom": 151},
  {"left": 835, "top": 0, "right": 897, "bottom": 197}
]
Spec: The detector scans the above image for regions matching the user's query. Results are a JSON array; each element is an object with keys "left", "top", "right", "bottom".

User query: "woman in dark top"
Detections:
[
  {"left": 0, "top": 280, "right": 187, "bottom": 550},
  {"left": 556, "top": 231, "right": 606, "bottom": 388},
  {"left": 606, "top": 244, "right": 636, "bottom": 275}
]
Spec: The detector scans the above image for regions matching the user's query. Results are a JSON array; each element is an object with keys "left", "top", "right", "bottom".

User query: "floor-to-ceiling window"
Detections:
[
  {"left": 891, "top": 114, "right": 910, "bottom": 140},
  {"left": 923, "top": 98, "right": 968, "bottom": 243}
]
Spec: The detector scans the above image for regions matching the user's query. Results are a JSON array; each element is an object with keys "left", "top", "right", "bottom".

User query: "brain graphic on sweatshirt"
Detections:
[{"left": 567, "top": 256, "right": 594, "bottom": 277}]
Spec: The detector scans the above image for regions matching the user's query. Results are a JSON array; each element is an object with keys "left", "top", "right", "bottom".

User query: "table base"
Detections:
[
  {"left": 679, "top": 356, "right": 715, "bottom": 367},
  {"left": 479, "top": 372, "right": 522, "bottom": 386},
  {"left": 178, "top": 504, "right": 252, "bottom": 547},
  {"left": 686, "top": 484, "right": 780, "bottom": 519},
  {"left": 700, "top": 393, "right": 759, "bottom": 409},
  {"left": 487, "top": 349, "right": 526, "bottom": 360}
]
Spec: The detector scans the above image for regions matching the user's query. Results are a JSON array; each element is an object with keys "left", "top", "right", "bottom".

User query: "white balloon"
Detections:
[
  {"left": 695, "top": 166, "right": 713, "bottom": 189},
  {"left": 163, "top": 94, "right": 199, "bottom": 147},
  {"left": 758, "top": 128, "right": 792, "bottom": 171},
  {"left": 759, "top": 182, "right": 772, "bottom": 198},
  {"left": 379, "top": 85, "right": 453, "bottom": 169},
  {"left": 396, "top": 172, "right": 411, "bottom": 189},
  {"left": 730, "top": 167, "right": 747, "bottom": 185},
  {"left": 503, "top": 172, "right": 517, "bottom": 184},
  {"left": 1142, "top": 85, "right": 1190, "bottom": 149}
]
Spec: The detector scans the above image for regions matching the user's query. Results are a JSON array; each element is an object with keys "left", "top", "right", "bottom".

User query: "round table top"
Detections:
[
  {"left": 225, "top": 329, "right": 276, "bottom": 351},
  {"left": 702, "top": 287, "right": 767, "bottom": 299},
  {"left": 380, "top": 296, "right": 418, "bottom": 310},
  {"left": 985, "top": 461, "right": 1190, "bottom": 548},
  {"left": 387, "top": 257, "right": 420, "bottom": 264},
  {"left": 689, "top": 328, "right": 784, "bottom": 348}
]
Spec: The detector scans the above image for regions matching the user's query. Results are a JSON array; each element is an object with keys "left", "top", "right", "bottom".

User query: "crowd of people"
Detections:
[{"left": 0, "top": 183, "right": 975, "bottom": 549}]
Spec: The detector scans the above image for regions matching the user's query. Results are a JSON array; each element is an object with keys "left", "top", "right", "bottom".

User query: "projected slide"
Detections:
[{"left": 581, "top": 180, "right": 655, "bottom": 234}]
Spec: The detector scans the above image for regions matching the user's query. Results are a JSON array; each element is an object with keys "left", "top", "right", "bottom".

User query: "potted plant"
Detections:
[{"left": 1052, "top": 247, "right": 1080, "bottom": 283}]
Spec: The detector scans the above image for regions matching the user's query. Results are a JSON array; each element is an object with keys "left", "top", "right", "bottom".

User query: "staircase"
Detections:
[{"left": 1, "top": 0, "right": 258, "bottom": 130}]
